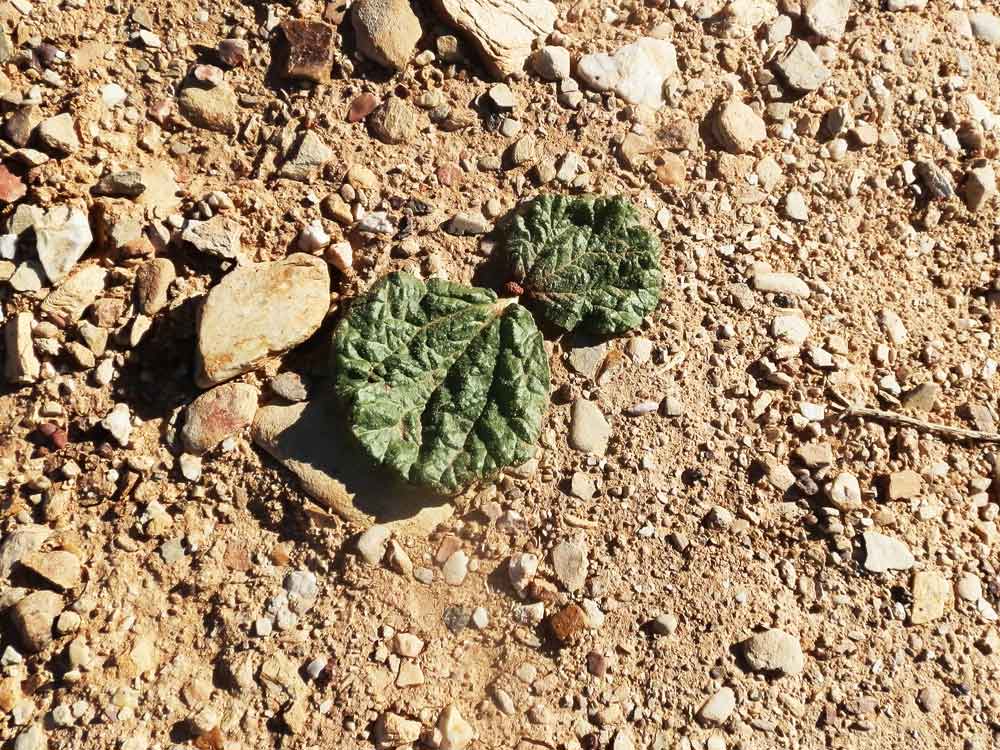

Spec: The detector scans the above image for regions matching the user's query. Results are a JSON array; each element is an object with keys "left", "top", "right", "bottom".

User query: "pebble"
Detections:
[
  {"left": 508, "top": 552, "right": 538, "bottom": 596},
  {"left": 279, "top": 19, "right": 334, "bottom": 82},
  {"left": 278, "top": 131, "right": 333, "bottom": 181},
  {"left": 446, "top": 212, "right": 490, "bottom": 236},
  {"left": 578, "top": 38, "right": 678, "bottom": 108},
  {"left": 714, "top": 100, "right": 766, "bottom": 154},
  {"left": 181, "top": 383, "right": 258, "bottom": 454},
  {"left": 963, "top": 165, "right": 996, "bottom": 212},
  {"left": 784, "top": 190, "right": 809, "bottom": 221},
  {"left": 217, "top": 38, "right": 250, "bottom": 67},
  {"left": 101, "top": 403, "right": 132, "bottom": 446},
  {"left": 548, "top": 602, "right": 587, "bottom": 642},
  {"left": 740, "top": 629, "right": 804, "bottom": 676},
  {"left": 347, "top": 92, "right": 378, "bottom": 123},
  {"left": 36, "top": 113, "right": 80, "bottom": 154},
  {"left": 369, "top": 97, "right": 418, "bottom": 145},
  {"left": 40, "top": 265, "right": 106, "bottom": 329},
  {"left": 0, "top": 165, "right": 26, "bottom": 203},
  {"left": 775, "top": 40, "right": 830, "bottom": 92},
  {"left": 862, "top": 531, "right": 915, "bottom": 573},
  {"left": 752, "top": 271, "right": 810, "bottom": 298},
  {"left": 650, "top": 613, "right": 679, "bottom": 636},
  {"left": 803, "top": 0, "right": 850, "bottom": 39},
  {"left": 911, "top": 570, "right": 950, "bottom": 624},
  {"left": 195, "top": 254, "right": 329, "bottom": 387},
  {"left": 551, "top": 538, "right": 588, "bottom": 592},
  {"left": 432, "top": 0, "right": 557, "bottom": 78},
  {"left": 178, "top": 83, "right": 238, "bottom": 134},
  {"left": 93, "top": 170, "right": 146, "bottom": 198},
  {"left": 11, "top": 590, "right": 63, "bottom": 652},
  {"left": 437, "top": 704, "right": 474, "bottom": 750},
  {"left": 33, "top": 206, "right": 93, "bottom": 285},
  {"left": 133, "top": 258, "right": 175, "bottom": 316},
  {"left": 352, "top": 0, "right": 421, "bottom": 70},
  {"left": 956, "top": 573, "right": 982, "bottom": 602},
  {"left": 375, "top": 712, "right": 422, "bottom": 750},
  {"left": 569, "top": 398, "right": 611, "bottom": 454},
  {"left": 828, "top": 472, "right": 863, "bottom": 511},
  {"left": 13, "top": 724, "right": 46, "bottom": 750},
  {"left": 4, "top": 313, "right": 40, "bottom": 384},
  {"left": 698, "top": 687, "right": 736, "bottom": 725},
  {"left": 298, "top": 221, "right": 330, "bottom": 252},
  {"left": 356, "top": 525, "right": 390, "bottom": 564},
  {"left": 183, "top": 216, "right": 242, "bottom": 261},
  {"left": 442, "top": 550, "right": 469, "bottom": 585},
  {"left": 970, "top": 12, "right": 1000, "bottom": 44},
  {"left": 530, "top": 45, "right": 570, "bottom": 80}
]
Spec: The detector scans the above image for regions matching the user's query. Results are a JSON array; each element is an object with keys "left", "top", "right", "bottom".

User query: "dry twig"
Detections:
[{"left": 829, "top": 388, "right": 1000, "bottom": 444}]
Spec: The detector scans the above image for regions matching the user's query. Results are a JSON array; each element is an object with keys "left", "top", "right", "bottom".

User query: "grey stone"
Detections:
[
  {"left": 93, "top": 170, "right": 146, "bottom": 198},
  {"left": 369, "top": 97, "right": 418, "bottom": 145},
  {"left": 775, "top": 40, "right": 831, "bottom": 92},
  {"left": 551, "top": 538, "right": 588, "bottom": 592},
  {"left": 802, "top": 0, "right": 850, "bottom": 40},
  {"left": 862, "top": 531, "right": 915, "bottom": 573},
  {"left": 741, "top": 628, "right": 804, "bottom": 676},
  {"left": 34, "top": 206, "right": 94, "bottom": 284},
  {"left": 182, "top": 215, "right": 242, "bottom": 260},
  {"left": 698, "top": 687, "right": 736, "bottom": 725},
  {"left": 971, "top": 12, "right": 1000, "bottom": 44},
  {"left": 569, "top": 399, "right": 611, "bottom": 454},
  {"left": 530, "top": 45, "right": 570, "bottom": 80},
  {"left": 278, "top": 130, "right": 333, "bottom": 182}
]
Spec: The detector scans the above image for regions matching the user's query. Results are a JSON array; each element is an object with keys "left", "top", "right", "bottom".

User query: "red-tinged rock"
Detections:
[
  {"left": 347, "top": 92, "right": 378, "bottom": 123},
  {"left": 280, "top": 20, "right": 334, "bottom": 83},
  {"left": 0, "top": 164, "right": 26, "bottom": 204},
  {"left": 148, "top": 99, "right": 174, "bottom": 125},
  {"left": 217, "top": 38, "right": 249, "bottom": 67},
  {"left": 192, "top": 64, "right": 224, "bottom": 87},
  {"left": 436, "top": 163, "right": 461, "bottom": 186},
  {"left": 548, "top": 603, "right": 587, "bottom": 643}
]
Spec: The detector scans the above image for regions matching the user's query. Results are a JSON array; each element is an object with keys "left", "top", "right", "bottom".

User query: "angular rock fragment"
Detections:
[
  {"left": 352, "top": 0, "right": 422, "bottom": 70},
  {"left": 195, "top": 254, "right": 329, "bottom": 387},
  {"left": 280, "top": 19, "right": 334, "bottom": 83},
  {"left": 431, "top": 0, "right": 557, "bottom": 78}
]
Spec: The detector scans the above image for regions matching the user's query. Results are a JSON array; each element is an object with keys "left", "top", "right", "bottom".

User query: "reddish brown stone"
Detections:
[
  {"left": 280, "top": 20, "right": 334, "bottom": 83},
  {"left": 548, "top": 603, "right": 586, "bottom": 643},
  {"left": 436, "top": 163, "right": 461, "bottom": 187},
  {"left": 0, "top": 164, "right": 26, "bottom": 204},
  {"left": 347, "top": 92, "right": 378, "bottom": 123}
]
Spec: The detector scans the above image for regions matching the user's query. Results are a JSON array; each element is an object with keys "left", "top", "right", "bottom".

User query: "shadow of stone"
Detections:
[{"left": 251, "top": 396, "right": 452, "bottom": 532}]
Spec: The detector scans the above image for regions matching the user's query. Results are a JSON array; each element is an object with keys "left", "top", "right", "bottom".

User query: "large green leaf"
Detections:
[
  {"left": 504, "top": 194, "right": 663, "bottom": 334},
  {"left": 332, "top": 271, "right": 550, "bottom": 492}
]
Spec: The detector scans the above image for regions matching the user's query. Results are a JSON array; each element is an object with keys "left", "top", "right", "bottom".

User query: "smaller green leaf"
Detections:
[
  {"left": 503, "top": 194, "right": 663, "bottom": 335},
  {"left": 332, "top": 271, "right": 550, "bottom": 492}
]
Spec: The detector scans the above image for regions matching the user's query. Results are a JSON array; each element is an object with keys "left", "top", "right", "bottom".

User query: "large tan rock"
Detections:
[
  {"left": 431, "top": 0, "right": 557, "bottom": 78},
  {"left": 352, "top": 0, "right": 422, "bottom": 70},
  {"left": 19, "top": 550, "right": 82, "bottom": 590},
  {"left": 11, "top": 590, "right": 63, "bottom": 652},
  {"left": 195, "top": 254, "right": 329, "bottom": 387},
  {"left": 251, "top": 401, "right": 452, "bottom": 533}
]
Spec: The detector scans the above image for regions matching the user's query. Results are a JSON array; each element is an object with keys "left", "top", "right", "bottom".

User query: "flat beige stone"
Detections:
[
  {"left": 195, "top": 253, "right": 329, "bottom": 387},
  {"left": 251, "top": 400, "right": 453, "bottom": 534}
]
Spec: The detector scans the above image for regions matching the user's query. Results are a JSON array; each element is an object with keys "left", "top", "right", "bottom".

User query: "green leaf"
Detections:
[
  {"left": 504, "top": 194, "right": 663, "bottom": 335},
  {"left": 332, "top": 271, "right": 550, "bottom": 492}
]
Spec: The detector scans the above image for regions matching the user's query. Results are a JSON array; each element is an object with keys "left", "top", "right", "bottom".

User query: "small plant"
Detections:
[
  {"left": 505, "top": 194, "right": 662, "bottom": 335},
  {"left": 331, "top": 194, "right": 663, "bottom": 492}
]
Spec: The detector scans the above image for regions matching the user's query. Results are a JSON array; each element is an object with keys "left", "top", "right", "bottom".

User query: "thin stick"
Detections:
[{"left": 829, "top": 389, "right": 1000, "bottom": 444}]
